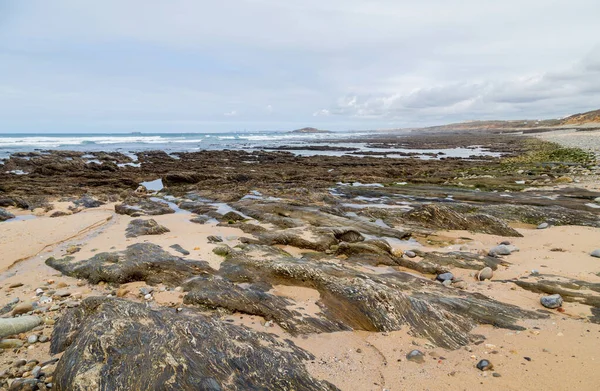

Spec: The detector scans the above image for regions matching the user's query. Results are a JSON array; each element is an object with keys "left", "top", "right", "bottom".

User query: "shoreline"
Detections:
[{"left": 0, "top": 131, "right": 599, "bottom": 390}]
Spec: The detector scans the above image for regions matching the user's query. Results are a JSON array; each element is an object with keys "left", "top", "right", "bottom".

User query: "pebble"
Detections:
[
  {"left": 540, "top": 294, "right": 563, "bottom": 309},
  {"left": 53, "top": 290, "right": 71, "bottom": 298},
  {"left": 537, "top": 222, "right": 549, "bottom": 229},
  {"left": 144, "top": 293, "right": 152, "bottom": 300},
  {"left": 476, "top": 359, "right": 493, "bottom": 371},
  {"left": 38, "top": 335, "right": 49, "bottom": 343},
  {"left": 442, "top": 279, "right": 452, "bottom": 287},
  {"left": 477, "top": 267, "right": 493, "bottom": 281},
  {"left": 0, "top": 339, "right": 24, "bottom": 349},
  {"left": 35, "top": 288, "right": 45, "bottom": 296},
  {"left": 492, "top": 372, "right": 501, "bottom": 377},
  {"left": 27, "top": 335, "right": 38, "bottom": 344},
  {"left": 13, "top": 359, "right": 27, "bottom": 367},
  {"left": 8, "top": 282, "right": 24, "bottom": 288},
  {"left": 436, "top": 272, "right": 454, "bottom": 282},
  {"left": 12, "top": 301, "right": 34, "bottom": 315},
  {"left": 590, "top": 249, "right": 600, "bottom": 258},
  {"left": 404, "top": 250, "right": 416, "bottom": 258},
  {"left": 406, "top": 349, "right": 425, "bottom": 363},
  {"left": 32, "top": 365, "right": 42, "bottom": 378},
  {"left": 139, "top": 287, "right": 154, "bottom": 296}
]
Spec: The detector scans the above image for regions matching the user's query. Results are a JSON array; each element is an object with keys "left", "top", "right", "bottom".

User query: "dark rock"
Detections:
[
  {"left": 405, "top": 250, "right": 506, "bottom": 275},
  {"left": 73, "top": 195, "right": 104, "bottom": 208},
  {"left": 0, "top": 208, "right": 15, "bottom": 222},
  {"left": 190, "top": 216, "right": 211, "bottom": 224},
  {"left": 125, "top": 219, "right": 170, "bottom": 238},
  {"left": 402, "top": 204, "right": 522, "bottom": 237},
  {"left": 476, "top": 359, "right": 493, "bottom": 371},
  {"left": 50, "top": 297, "right": 338, "bottom": 391},
  {"left": 207, "top": 235, "right": 223, "bottom": 243},
  {"left": 219, "top": 244, "right": 546, "bottom": 349},
  {"left": 50, "top": 211, "right": 70, "bottom": 218},
  {"left": 169, "top": 244, "right": 190, "bottom": 256},
  {"left": 46, "top": 243, "right": 213, "bottom": 286},
  {"left": 540, "top": 294, "right": 563, "bottom": 309},
  {"left": 115, "top": 199, "right": 175, "bottom": 216},
  {"left": 221, "top": 211, "right": 246, "bottom": 222}
]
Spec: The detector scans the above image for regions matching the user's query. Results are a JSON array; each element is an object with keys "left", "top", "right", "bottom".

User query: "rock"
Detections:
[
  {"left": 73, "top": 195, "right": 104, "bottom": 208},
  {"left": 46, "top": 243, "right": 213, "bottom": 286},
  {"left": 207, "top": 235, "right": 223, "bottom": 243},
  {"left": 139, "top": 287, "right": 154, "bottom": 296},
  {"left": 442, "top": 279, "right": 452, "bottom": 287},
  {"left": 402, "top": 204, "right": 523, "bottom": 237},
  {"left": 0, "top": 208, "right": 15, "bottom": 222},
  {"left": 537, "top": 222, "right": 549, "bottom": 229},
  {"left": 540, "top": 294, "right": 563, "bottom": 309},
  {"left": 49, "top": 297, "right": 338, "bottom": 391},
  {"left": 125, "top": 219, "right": 170, "bottom": 238},
  {"left": 115, "top": 199, "right": 175, "bottom": 216},
  {"left": 476, "top": 359, "right": 493, "bottom": 371},
  {"left": 492, "top": 372, "right": 501, "bottom": 377},
  {"left": 404, "top": 250, "right": 416, "bottom": 258},
  {"left": 50, "top": 211, "right": 70, "bottom": 218},
  {"left": 488, "top": 244, "right": 517, "bottom": 256},
  {"left": 12, "top": 302, "right": 34, "bottom": 316},
  {"left": 221, "top": 211, "right": 246, "bottom": 222},
  {"left": 212, "top": 245, "right": 231, "bottom": 257},
  {"left": 144, "top": 294, "right": 152, "bottom": 300},
  {"left": 8, "top": 282, "right": 24, "bottom": 288},
  {"left": 0, "top": 339, "right": 24, "bottom": 349},
  {"left": 53, "top": 290, "right": 71, "bottom": 298},
  {"left": 436, "top": 272, "right": 454, "bottom": 282},
  {"left": 27, "top": 335, "right": 38, "bottom": 344},
  {"left": 38, "top": 335, "right": 49, "bottom": 343},
  {"left": 6, "top": 378, "right": 39, "bottom": 390},
  {"left": 477, "top": 267, "right": 494, "bottom": 281},
  {"left": 590, "top": 249, "right": 600, "bottom": 258},
  {"left": 31, "top": 365, "right": 42, "bottom": 378},
  {"left": 169, "top": 244, "right": 190, "bottom": 256},
  {"left": 406, "top": 350, "right": 425, "bottom": 363},
  {"left": 66, "top": 245, "right": 81, "bottom": 255},
  {"left": 190, "top": 216, "right": 211, "bottom": 224}
]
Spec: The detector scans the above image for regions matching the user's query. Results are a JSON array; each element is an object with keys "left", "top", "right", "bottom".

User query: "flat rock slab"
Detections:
[
  {"left": 125, "top": 219, "right": 170, "bottom": 238},
  {"left": 50, "top": 297, "right": 338, "bottom": 391}
]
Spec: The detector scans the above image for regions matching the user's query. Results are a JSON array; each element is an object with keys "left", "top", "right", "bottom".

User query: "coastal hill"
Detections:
[
  {"left": 288, "top": 127, "right": 331, "bottom": 134},
  {"left": 416, "top": 108, "right": 600, "bottom": 132}
]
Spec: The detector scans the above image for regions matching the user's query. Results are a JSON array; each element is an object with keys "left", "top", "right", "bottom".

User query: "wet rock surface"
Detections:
[
  {"left": 50, "top": 297, "right": 338, "bottom": 391},
  {"left": 125, "top": 218, "right": 170, "bottom": 238},
  {"left": 115, "top": 198, "right": 175, "bottom": 216},
  {"left": 46, "top": 243, "right": 212, "bottom": 286}
]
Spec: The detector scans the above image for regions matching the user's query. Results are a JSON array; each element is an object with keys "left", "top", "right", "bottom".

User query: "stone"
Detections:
[
  {"left": 436, "top": 272, "right": 454, "bottom": 282},
  {"left": 139, "top": 287, "right": 154, "bottom": 296},
  {"left": 540, "top": 294, "right": 563, "bottom": 309},
  {"left": 476, "top": 359, "right": 493, "bottom": 371},
  {"left": 0, "top": 208, "right": 15, "bottom": 222},
  {"left": 169, "top": 244, "right": 190, "bottom": 256},
  {"left": 442, "top": 279, "right": 452, "bottom": 287},
  {"left": 404, "top": 250, "right": 416, "bottom": 258},
  {"left": 406, "top": 350, "right": 425, "bottom": 363},
  {"left": 9, "top": 282, "right": 24, "bottom": 288},
  {"left": 38, "top": 335, "right": 49, "bottom": 343},
  {"left": 488, "top": 245, "right": 513, "bottom": 256},
  {"left": 213, "top": 245, "right": 231, "bottom": 257},
  {"left": 126, "top": 219, "right": 170, "bottom": 238},
  {"left": 12, "top": 302, "right": 34, "bottom": 316},
  {"left": 477, "top": 267, "right": 494, "bottom": 281},
  {"left": 27, "top": 335, "right": 38, "bottom": 344},
  {"left": 0, "top": 339, "right": 24, "bottom": 349},
  {"left": 49, "top": 297, "right": 338, "bottom": 391},
  {"left": 53, "top": 290, "right": 71, "bottom": 298},
  {"left": 66, "top": 245, "right": 81, "bottom": 255},
  {"left": 221, "top": 211, "right": 246, "bottom": 222},
  {"left": 537, "top": 222, "right": 549, "bottom": 230},
  {"left": 207, "top": 235, "right": 223, "bottom": 243},
  {"left": 590, "top": 249, "right": 600, "bottom": 258},
  {"left": 115, "top": 199, "right": 175, "bottom": 216},
  {"left": 32, "top": 365, "right": 42, "bottom": 378}
]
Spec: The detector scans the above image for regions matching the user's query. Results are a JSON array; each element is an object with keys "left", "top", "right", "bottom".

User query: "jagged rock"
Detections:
[
  {"left": 50, "top": 297, "right": 338, "bottom": 391},
  {"left": 508, "top": 276, "right": 600, "bottom": 310},
  {"left": 73, "top": 195, "right": 104, "bottom": 208},
  {"left": 183, "top": 276, "right": 346, "bottom": 335},
  {"left": 207, "top": 235, "right": 223, "bottom": 243},
  {"left": 50, "top": 211, "right": 70, "bottom": 218},
  {"left": 125, "top": 219, "right": 170, "bottom": 238},
  {"left": 0, "top": 197, "right": 29, "bottom": 209},
  {"left": 190, "top": 216, "right": 211, "bottom": 224},
  {"left": 221, "top": 211, "right": 246, "bottom": 222},
  {"left": 46, "top": 243, "right": 212, "bottom": 286},
  {"left": 0, "top": 208, "right": 15, "bottom": 222},
  {"left": 115, "top": 199, "right": 175, "bottom": 216},
  {"left": 219, "top": 245, "right": 546, "bottom": 349},
  {"left": 406, "top": 250, "right": 506, "bottom": 274},
  {"left": 242, "top": 227, "right": 338, "bottom": 252},
  {"left": 402, "top": 204, "right": 522, "bottom": 237}
]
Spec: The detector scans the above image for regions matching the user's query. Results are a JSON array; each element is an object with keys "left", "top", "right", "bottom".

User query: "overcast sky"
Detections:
[{"left": 1, "top": 0, "right": 599, "bottom": 133}]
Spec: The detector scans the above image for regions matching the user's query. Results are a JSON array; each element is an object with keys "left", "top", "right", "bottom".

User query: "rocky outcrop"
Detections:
[
  {"left": 402, "top": 204, "right": 523, "bottom": 237},
  {"left": 0, "top": 208, "right": 15, "bottom": 222},
  {"left": 115, "top": 199, "right": 175, "bottom": 216},
  {"left": 125, "top": 219, "right": 170, "bottom": 238},
  {"left": 46, "top": 243, "right": 212, "bottom": 286},
  {"left": 50, "top": 297, "right": 338, "bottom": 391}
]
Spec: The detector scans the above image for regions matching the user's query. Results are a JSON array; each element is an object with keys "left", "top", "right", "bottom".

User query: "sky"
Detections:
[{"left": 0, "top": 0, "right": 600, "bottom": 133}]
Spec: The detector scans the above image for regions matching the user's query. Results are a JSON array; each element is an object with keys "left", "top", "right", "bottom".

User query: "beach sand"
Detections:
[{"left": 1, "top": 197, "right": 598, "bottom": 390}]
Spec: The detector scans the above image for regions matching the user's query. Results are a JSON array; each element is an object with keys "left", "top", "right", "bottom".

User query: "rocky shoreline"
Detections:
[{"left": 0, "top": 131, "right": 599, "bottom": 390}]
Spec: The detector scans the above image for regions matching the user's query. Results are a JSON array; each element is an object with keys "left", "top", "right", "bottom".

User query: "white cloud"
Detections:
[{"left": 223, "top": 110, "right": 238, "bottom": 117}]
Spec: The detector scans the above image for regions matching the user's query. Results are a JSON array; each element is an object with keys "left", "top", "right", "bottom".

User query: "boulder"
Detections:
[{"left": 125, "top": 219, "right": 170, "bottom": 238}]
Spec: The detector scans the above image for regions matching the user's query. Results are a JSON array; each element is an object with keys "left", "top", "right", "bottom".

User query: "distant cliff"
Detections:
[{"left": 289, "top": 127, "right": 331, "bottom": 134}]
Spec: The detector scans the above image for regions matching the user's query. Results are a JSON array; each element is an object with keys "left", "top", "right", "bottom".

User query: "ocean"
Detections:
[{"left": 0, "top": 131, "right": 502, "bottom": 160}]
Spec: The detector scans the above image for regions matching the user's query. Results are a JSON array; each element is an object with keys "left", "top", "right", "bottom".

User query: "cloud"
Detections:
[
  {"left": 0, "top": 1, "right": 599, "bottom": 131},
  {"left": 223, "top": 110, "right": 238, "bottom": 117}
]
